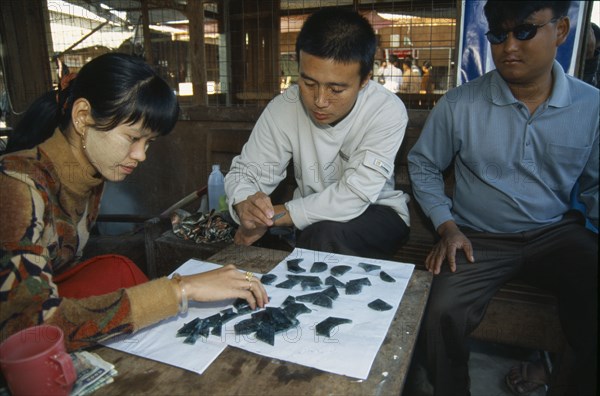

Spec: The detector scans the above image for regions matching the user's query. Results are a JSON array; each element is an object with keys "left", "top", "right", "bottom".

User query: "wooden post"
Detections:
[
  {"left": 0, "top": 0, "right": 52, "bottom": 127},
  {"left": 141, "top": 0, "right": 154, "bottom": 65},
  {"left": 187, "top": 0, "right": 208, "bottom": 106}
]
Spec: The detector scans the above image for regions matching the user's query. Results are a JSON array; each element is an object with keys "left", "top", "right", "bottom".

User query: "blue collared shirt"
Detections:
[{"left": 408, "top": 61, "right": 599, "bottom": 233}]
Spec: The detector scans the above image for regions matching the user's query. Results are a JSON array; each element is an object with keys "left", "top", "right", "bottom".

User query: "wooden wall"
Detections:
[
  {"left": 229, "top": 0, "right": 281, "bottom": 104},
  {"left": 0, "top": 1, "right": 434, "bottom": 228},
  {"left": 98, "top": 109, "right": 430, "bottom": 222},
  {"left": 102, "top": 117, "right": 255, "bottom": 218},
  {"left": 0, "top": 0, "right": 52, "bottom": 127}
]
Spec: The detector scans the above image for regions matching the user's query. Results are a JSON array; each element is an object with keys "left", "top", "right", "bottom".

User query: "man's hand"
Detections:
[
  {"left": 235, "top": 192, "right": 275, "bottom": 229},
  {"left": 232, "top": 192, "right": 294, "bottom": 246},
  {"left": 233, "top": 192, "right": 275, "bottom": 246},
  {"left": 234, "top": 225, "right": 268, "bottom": 246},
  {"left": 425, "top": 220, "right": 475, "bottom": 275}
]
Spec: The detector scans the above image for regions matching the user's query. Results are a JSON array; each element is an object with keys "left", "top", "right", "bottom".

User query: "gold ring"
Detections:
[{"left": 245, "top": 271, "right": 254, "bottom": 282}]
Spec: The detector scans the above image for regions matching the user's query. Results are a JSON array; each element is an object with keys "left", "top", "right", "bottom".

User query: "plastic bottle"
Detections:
[{"left": 208, "top": 164, "right": 226, "bottom": 212}]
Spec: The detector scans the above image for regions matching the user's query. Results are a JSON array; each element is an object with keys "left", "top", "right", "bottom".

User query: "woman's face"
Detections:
[{"left": 83, "top": 120, "right": 159, "bottom": 182}]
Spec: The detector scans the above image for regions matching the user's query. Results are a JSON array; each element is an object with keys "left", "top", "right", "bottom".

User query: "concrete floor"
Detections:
[
  {"left": 404, "top": 339, "right": 548, "bottom": 396},
  {"left": 469, "top": 341, "right": 547, "bottom": 396}
]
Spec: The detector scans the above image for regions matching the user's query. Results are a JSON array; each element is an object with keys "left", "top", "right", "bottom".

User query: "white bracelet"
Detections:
[{"left": 172, "top": 273, "right": 188, "bottom": 314}]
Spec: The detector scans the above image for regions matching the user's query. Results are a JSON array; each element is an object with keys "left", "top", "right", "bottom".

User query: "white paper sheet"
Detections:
[
  {"left": 103, "top": 249, "right": 414, "bottom": 379},
  {"left": 102, "top": 262, "right": 232, "bottom": 375},
  {"left": 221, "top": 248, "right": 414, "bottom": 379}
]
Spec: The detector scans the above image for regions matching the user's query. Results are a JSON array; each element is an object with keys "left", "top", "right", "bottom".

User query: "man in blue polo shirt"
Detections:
[{"left": 408, "top": 1, "right": 598, "bottom": 395}]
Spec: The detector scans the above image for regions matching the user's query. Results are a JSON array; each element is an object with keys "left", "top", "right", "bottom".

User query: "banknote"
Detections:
[{"left": 70, "top": 351, "right": 117, "bottom": 396}]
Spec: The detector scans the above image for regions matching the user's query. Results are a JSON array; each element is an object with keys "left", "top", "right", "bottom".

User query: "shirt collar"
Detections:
[
  {"left": 547, "top": 60, "right": 571, "bottom": 108},
  {"left": 489, "top": 60, "right": 571, "bottom": 108}
]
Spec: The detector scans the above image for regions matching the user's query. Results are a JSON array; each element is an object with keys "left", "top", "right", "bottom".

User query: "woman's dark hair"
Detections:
[
  {"left": 484, "top": 1, "right": 571, "bottom": 31},
  {"left": 296, "top": 7, "right": 376, "bottom": 81},
  {"left": 6, "top": 52, "right": 179, "bottom": 153}
]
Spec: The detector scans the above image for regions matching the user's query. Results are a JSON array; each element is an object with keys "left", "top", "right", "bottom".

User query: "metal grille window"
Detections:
[{"left": 23, "top": 1, "right": 459, "bottom": 113}]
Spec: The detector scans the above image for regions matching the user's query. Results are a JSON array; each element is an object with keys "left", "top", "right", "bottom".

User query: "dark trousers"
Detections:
[
  {"left": 295, "top": 204, "right": 409, "bottom": 259},
  {"left": 423, "top": 212, "right": 598, "bottom": 396}
]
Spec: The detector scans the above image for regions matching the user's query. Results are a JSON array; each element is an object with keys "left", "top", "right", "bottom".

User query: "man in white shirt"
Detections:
[
  {"left": 381, "top": 55, "right": 403, "bottom": 93},
  {"left": 224, "top": 7, "right": 410, "bottom": 259}
]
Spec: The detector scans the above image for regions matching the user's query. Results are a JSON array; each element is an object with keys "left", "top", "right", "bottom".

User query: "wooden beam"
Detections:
[
  {"left": 147, "top": 0, "right": 186, "bottom": 12},
  {"left": 56, "top": 21, "right": 109, "bottom": 56}
]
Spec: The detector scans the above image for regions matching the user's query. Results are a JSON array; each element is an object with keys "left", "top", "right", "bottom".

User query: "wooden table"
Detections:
[{"left": 93, "top": 245, "right": 432, "bottom": 395}]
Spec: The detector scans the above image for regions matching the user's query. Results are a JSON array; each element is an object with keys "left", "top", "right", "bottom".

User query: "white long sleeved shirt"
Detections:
[
  {"left": 381, "top": 63, "right": 403, "bottom": 93},
  {"left": 225, "top": 81, "right": 410, "bottom": 230}
]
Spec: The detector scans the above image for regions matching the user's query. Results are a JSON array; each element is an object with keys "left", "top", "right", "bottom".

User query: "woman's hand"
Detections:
[{"left": 179, "top": 264, "right": 269, "bottom": 310}]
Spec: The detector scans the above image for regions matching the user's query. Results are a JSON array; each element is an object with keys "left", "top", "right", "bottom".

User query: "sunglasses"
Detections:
[{"left": 485, "top": 18, "right": 559, "bottom": 45}]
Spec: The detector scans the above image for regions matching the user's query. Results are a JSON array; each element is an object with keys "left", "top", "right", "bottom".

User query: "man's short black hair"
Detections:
[
  {"left": 484, "top": 1, "right": 571, "bottom": 30},
  {"left": 296, "top": 7, "right": 376, "bottom": 81}
]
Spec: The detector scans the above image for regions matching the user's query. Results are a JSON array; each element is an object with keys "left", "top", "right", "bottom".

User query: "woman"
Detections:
[
  {"left": 0, "top": 53, "right": 268, "bottom": 350},
  {"left": 419, "top": 60, "right": 433, "bottom": 93}
]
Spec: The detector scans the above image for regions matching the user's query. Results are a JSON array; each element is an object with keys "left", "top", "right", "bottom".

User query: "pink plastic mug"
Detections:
[{"left": 0, "top": 325, "right": 76, "bottom": 396}]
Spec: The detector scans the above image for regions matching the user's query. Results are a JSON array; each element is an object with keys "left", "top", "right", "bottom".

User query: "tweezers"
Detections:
[{"left": 272, "top": 211, "right": 286, "bottom": 221}]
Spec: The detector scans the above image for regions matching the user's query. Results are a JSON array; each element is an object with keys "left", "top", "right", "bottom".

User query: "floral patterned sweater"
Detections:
[{"left": 0, "top": 130, "right": 178, "bottom": 350}]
